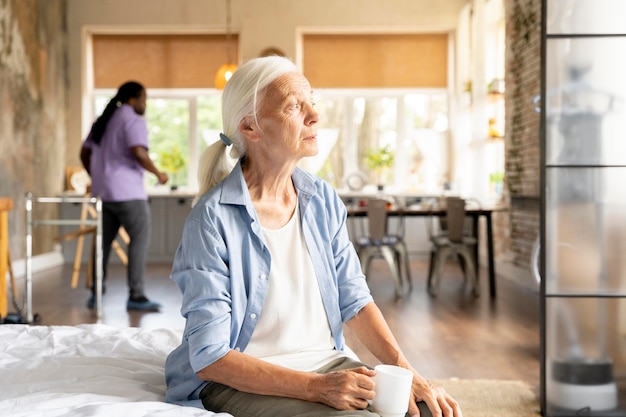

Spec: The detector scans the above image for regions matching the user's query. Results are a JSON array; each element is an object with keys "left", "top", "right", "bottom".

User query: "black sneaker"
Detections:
[{"left": 127, "top": 296, "right": 161, "bottom": 312}]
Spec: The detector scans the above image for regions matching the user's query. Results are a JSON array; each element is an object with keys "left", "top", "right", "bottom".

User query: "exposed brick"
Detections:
[{"left": 502, "top": 0, "right": 542, "bottom": 270}]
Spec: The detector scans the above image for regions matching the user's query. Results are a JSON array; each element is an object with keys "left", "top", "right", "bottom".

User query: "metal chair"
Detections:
[
  {"left": 356, "top": 198, "right": 412, "bottom": 297},
  {"left": 426, "top": 196, "right": 480, "bottom": 297}
]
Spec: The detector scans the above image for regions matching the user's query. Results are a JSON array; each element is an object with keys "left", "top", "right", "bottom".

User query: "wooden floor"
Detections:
[{"left": 20, "top": 257, "right": 540, "bottom": 392}]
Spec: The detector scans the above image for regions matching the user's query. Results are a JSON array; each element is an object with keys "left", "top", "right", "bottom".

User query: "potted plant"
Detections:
[
  {"left": 364, "top": 145, "right": 395, "bottom": 191},
  {"left": 158, "top": 144, "right": 186, "bottom": 190},
  {"left": 489, "top": 171, "right": 504, "bottom": 196}
]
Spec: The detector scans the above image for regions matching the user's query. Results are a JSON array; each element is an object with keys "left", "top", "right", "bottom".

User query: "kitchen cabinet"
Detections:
[
  {"left": 59, "top": 194, "right": 194, "bottom": 266},
  {"left": 148, "top": 195, "right": 195, "bottom": 262}
]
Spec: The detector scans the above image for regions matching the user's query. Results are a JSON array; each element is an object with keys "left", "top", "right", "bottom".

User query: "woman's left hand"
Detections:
[{"left": 408, "top": 376, "right": 463, "bottom": 417}]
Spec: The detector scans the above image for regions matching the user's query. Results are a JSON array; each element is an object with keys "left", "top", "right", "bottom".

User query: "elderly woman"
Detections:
[{"left": 165, "top": 56, "right": 462, "bottom": 417}]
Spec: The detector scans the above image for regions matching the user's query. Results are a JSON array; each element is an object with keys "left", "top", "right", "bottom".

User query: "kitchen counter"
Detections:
[
  {"left": 59, "top": 187, "right": 438, "bottom": 266},
  {"left": 58, "top": 192, "right": 196, "bottom": 265}
]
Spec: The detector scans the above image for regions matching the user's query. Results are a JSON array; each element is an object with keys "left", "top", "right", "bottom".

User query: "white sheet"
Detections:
[{"left": 0, "top": 324, "right": 233, "bottom": 417}]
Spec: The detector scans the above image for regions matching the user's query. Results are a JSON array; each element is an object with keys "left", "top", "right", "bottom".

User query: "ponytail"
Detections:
[{"left": 91, "top": 81, "right": 144, "bottom": 144}]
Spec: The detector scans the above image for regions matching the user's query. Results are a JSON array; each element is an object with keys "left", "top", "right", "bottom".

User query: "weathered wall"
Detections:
[{"left": 0, "top": 0, "right": 68, "bottom": 258}]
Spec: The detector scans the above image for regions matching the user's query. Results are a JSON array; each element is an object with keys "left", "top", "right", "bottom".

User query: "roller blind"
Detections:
[
  {"left": 302, "top": 34, "right": 448, "bottom": 88},
  {"left": 92, "top": 34, "right": 239, "bottom": 88}
]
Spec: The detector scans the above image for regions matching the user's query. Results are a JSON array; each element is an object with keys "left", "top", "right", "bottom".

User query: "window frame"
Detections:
[
  {"left": 313, "top": 87, "right": 451, "bottom": 193},
  {"left": 91, "top": 86, "right": 451, "bottom": 195},
  {"left": 92, "top": 88, "right": 222, "bottom": 192}
]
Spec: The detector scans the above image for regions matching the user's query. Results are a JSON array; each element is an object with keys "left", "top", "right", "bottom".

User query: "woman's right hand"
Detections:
[{"left": 307, "top": 366, "right": 376, "bottom": 410}]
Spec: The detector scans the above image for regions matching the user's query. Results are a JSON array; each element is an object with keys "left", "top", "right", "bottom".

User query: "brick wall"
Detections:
[{"left": 502, "top": 0, "right": 542, "bottom": 273}]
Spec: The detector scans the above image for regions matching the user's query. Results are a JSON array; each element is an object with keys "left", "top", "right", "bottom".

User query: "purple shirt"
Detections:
[{"left": 84, "top": 104, "right": 149, "bottom": 202}]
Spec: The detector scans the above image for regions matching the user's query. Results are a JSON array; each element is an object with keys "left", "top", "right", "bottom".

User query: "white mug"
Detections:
[{"left": 371, "top": 364, "right": 413, "bottom": 417}]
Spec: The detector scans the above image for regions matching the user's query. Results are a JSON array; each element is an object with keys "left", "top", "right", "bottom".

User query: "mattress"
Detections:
[{"left": 0, "top": 323, "right": 233, "bottom": 417}]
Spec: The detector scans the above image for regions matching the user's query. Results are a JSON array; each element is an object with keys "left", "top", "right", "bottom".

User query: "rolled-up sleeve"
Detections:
[{"left": 171, "top": 213, "right": 237, "bottom": 372}]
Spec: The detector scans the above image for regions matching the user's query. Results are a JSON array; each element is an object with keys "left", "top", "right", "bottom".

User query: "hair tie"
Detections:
[{"left": 219, "top": 133, "right": 233, "bottom": 146}]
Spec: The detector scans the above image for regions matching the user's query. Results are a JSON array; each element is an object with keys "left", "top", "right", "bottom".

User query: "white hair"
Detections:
[{"left": 195, "top": 56, "right": 299, "bottom": 203}]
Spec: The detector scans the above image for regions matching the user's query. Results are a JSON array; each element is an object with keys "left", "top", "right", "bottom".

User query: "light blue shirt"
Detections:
[{"left": 164, "top": 161, "right": 373, "bottom": 406}]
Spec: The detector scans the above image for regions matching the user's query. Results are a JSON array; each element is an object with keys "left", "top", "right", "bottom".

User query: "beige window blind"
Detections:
[
  {"left": 92, "top": 34, "right": 239, "bottom": 89},
  {"left": 302, "top": 34, "right": 448, "bottom": 88}
]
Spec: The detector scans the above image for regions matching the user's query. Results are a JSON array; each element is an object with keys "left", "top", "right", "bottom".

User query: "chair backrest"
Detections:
[
  {"left": 445, "top": 196, "right": 467, "bottom": 243},
  {"left": 462, "top": 197, "right": 481, "bottom": 235},
  {"left": 366, "top": 198, "right": 389, "bottom": 241}
]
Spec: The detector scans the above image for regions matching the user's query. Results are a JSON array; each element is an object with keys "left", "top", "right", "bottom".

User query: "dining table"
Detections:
[{"left": 346, "top": 202, "right": 506, "bottom": 299}]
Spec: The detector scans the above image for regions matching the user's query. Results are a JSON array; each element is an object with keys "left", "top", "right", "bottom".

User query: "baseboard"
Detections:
[{"left": 11, "top": 249, "right": 65, "bottom": 279}]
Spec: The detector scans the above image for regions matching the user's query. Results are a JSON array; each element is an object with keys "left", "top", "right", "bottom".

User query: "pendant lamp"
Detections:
[{"left": 214, "top": 0, "right": 237, "bottom": 89}]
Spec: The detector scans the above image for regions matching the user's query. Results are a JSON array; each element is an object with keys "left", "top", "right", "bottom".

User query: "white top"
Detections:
[{"left": 245, "top": 201, "right": 347, "bottom": 371}]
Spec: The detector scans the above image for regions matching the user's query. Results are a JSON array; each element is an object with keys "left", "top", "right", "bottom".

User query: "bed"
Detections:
[
  {"left": 0, "top": 324, "right": 233, "bottom": 417},
  {"left": 0, "top": 323, "right": 541, "bottom": 417}
]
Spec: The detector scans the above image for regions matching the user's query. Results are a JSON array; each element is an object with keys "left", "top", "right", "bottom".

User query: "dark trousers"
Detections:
[
  {"left": 199, "top": 357, "right": 432, "bottom": 417},
  {"left": 92, "top": 200, "right": 150, "bottom": 299}
]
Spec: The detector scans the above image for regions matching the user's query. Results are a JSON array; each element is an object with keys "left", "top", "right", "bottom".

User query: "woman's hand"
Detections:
[
  {"left": 307, "top": 366, "right": 376, "bottom": 410},
  {"left": 409, "top": 376, "right": 463, "bottom": 417}
]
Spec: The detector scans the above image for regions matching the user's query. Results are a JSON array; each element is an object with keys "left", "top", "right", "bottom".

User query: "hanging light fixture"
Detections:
[{"left": 214, "top": 0, "right": 237, "bottom": 89}]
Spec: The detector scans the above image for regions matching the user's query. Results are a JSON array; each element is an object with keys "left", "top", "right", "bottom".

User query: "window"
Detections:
[
  {"left": 89, "top": 33, "right": 450, "bottom": 196},
  {"left": 90, "top": 33, "right": 236, "bottom": 191},
  {"left": 306, "top": 89, "right": 449, "bottom": 193},
  {"left": 94, "top": 88, "right": 448, "bottom": 195},
  {"left": 300, "top": 32, "right": 451, "bottom": 194},
  {"left": 95, "top": 89, "right": 223, "bottom": 191}
]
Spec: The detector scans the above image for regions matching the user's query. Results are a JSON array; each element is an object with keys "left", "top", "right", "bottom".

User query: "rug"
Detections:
[{"left": 434, "top": 378, "right": 541, "bottom": 417}]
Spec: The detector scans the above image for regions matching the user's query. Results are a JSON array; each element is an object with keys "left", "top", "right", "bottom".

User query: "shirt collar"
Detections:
[
  {"left": 219, "top": 160, "right": 248, "bottom": 206},
  {"left": 219, "top": 159, "right": 317, "bottom": 208}
]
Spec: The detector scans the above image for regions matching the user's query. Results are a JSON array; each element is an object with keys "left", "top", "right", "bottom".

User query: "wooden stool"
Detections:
[
  {"left": 54, "top": 195, "right": 129, "bottom": 289},
  {"left": 0, "top": 197, "right": 14, "bottom": 319}
]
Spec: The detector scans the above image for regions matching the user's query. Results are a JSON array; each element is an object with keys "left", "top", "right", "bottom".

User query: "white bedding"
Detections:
[{"left": 0, "top": 324, "right": 233, "bottom": 417}]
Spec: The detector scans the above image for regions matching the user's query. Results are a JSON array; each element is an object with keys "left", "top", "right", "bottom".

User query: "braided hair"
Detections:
[{"left": 91, "top": 81, "right": 145, "bottom": 144}]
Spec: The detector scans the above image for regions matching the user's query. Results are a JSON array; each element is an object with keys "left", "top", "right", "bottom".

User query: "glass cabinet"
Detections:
[{"left": 541, "top": 1, "right": 626, "bottom": 415}]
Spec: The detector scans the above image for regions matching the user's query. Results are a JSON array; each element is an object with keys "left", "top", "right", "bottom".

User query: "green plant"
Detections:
[
  {"left": 489, "top": 171, "right": 504, "bottom": 184},
  {"left": 158, "top": 144, "right": 186, "bottom": 184},
  {"left": 489, "top": 171, "right": 504, "bottom": 196},
  {"left": 364, "top": 146, "right": 394, "bottom": 171},
  {"left": 364, "top": 145, "right": 395, "bottom": 185}
]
